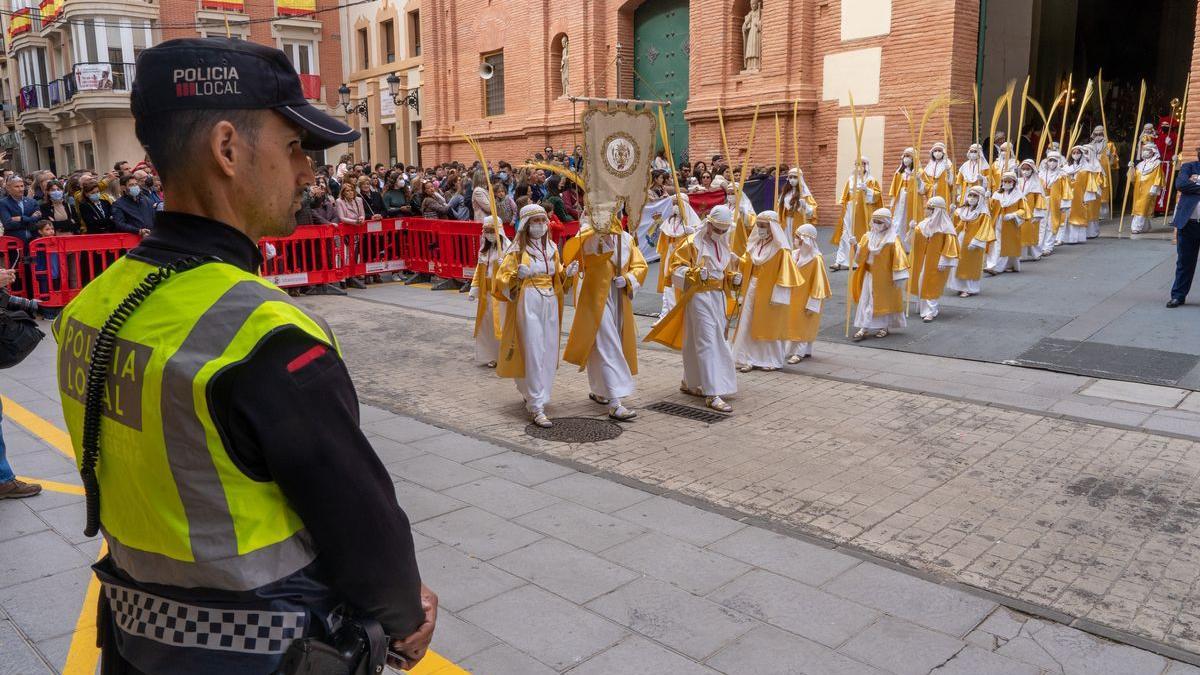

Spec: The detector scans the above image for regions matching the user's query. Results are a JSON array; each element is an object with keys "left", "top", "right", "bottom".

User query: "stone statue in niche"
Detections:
[
  {"left": 560, "top": 36, "right": 569, "bottom": 96},
  {"left": 742, "top": 0, "right": 762, "bottom": 71}
]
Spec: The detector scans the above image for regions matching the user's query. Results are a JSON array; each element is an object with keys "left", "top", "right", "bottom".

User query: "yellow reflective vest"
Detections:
[{"left": 54, "top": 257, "right": 336, "bottom": 592}]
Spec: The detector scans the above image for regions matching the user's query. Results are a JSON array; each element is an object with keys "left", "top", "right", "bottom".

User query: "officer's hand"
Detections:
[
  {"left": 139, "top": 229, "right": 151, "bottom": 238},
  {"left": 388, "top": 584, "right": 438, "bottom": 671},
  {"left": 0, "top": 268, "right": 14, "bottom": 288}
]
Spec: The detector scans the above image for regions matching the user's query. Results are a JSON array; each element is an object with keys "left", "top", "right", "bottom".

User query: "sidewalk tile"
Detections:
[
  {"left": 586, "top": 576, "right": 757, "bottom": 661},
  {"left": 0, "top": 565, "right": 93, "bottom": 642},
  {"left": 465, "top": 451, "right": 575, "bottom": 486},
  {"left": 603, "top": 532, "right": 751, "bottom": 596},
  {"left": 569, "top": 635, "right": 721, "bottom": 675},
  {"left": 34, "top": 632, "right": 71, "bottom": 672},
  {"left": 0, "top": 502, "right": 47, "bottom": 543},
  {"left": 1019, "top": 618, "right": 1168, "bottom": 674},
  {"left": 1079, "top": 379, "right": 1187, "bottom": 408},
  {"left": 1049, "top": 399, "right": 1150, "bottom": 427},
  {"left": 0, "top": 619, "right": 52, "bottom": 674},
  {"left": 930, "top": 645, "right": 1040, "bottom": 675},
  {"left": 514, "top": 502, "right": 646, "bottom": 553},
  {"left": 388, "top": 454, "right": 487, "bottom": 491},
  {"left": 0, "top": 531, "right": 91, "bottom": 589},
  {"left": 364, "top": 435, "right": 425, "bottom": 465},
  {"left": 490, "top": 538, "right": 637, "bottom": 604},
  {"left": 534, "top": 473, "right": 654, "bottom": 513},
  {"left": 416, "top": 432, "right": 508, "bottom": 463},
  {"left": 426, "top": 610, "right": 498, "bottom": 662},
  {"left": 414, "top": 544, "right": 525, "bottom": 613},
  {"left": 392, "top": 479, "right": 468, "bottom": 523},
  {"left": 612, "top": 496, "right": 746, "bottom": 547},
  {"left": 443, "top": 476, "right": 561, "bottom": 519},
  {"left": 36, "top": 501, "right": 96, "bottom": 546},
  {"left": 460, "top": 585, "right": 626, "bottom": 671},
  {"left": 823, "top": 562, "right": 995, "bottom": 637},
  {"left": 705, "top": 624, "right": 885, "bottom": 675},
  {"left": 363, "top": 416, "right": 446, "bottom": 444},
  {"left": 839, "top": 616, "right": 965, "bottom": 675},
  {"left": 707, "top": 527, "right": 859, "bottom": 587},
  {"left": 415, "top": 506, "right": 543, "bottom": 560},
  {"left": 458, "top": 643, "right": 557, "bottom": 675},
  {"left": 707, "top": 569, "right": 878, "bottom": 648}
]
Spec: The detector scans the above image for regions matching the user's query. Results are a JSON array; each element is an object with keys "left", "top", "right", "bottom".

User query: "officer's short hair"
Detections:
[{"left": 134, "top": 109, "right": 263, "bottom": 186}]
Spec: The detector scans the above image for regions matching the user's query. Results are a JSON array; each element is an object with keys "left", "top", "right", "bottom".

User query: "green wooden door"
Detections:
[{"left": 634, "top": 0, "right": 690, "bottom": 162}]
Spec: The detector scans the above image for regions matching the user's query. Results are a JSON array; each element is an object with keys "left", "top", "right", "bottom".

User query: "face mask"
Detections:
[
  {"left": 967, "top": 152, "right": 978, "bottom": 160},
  {"left": 49, "top": 190, "right": 63, "bottom": 201},
  {"left": 528, "top": 221, "right": 548, "bottom": 239},
  {"left": 967, "top": 196, "right": 979, "bottom": 207},
  {"left": 903, "top": 157, "right": 913, "bottom": 167},
  {"left": 933, "top": 151, "right": 944, "bottom": 160},
  {"left": 1048, "top": 161, "right": 1058, "bottom": 170},
  {"left": 88, "top": 192, "right": 101, "bottom": 202},
  {"left": 788, "top": 177, "right": 798, "bottom": 186},
  {"left": 1002, "top": 182, "right": 1015, "bottom": 191},
  {"left": 1020, "top": 169, "right": 1033, "bottom": 177},
  {"left": 1142, "top": 150, "right": 1154, "bottom": 160},
  {"left": 1072, "top": 153, "right": 1082, "bottom": 161},
  {"left": 128, "top": 186, "right": 141, "bottom": 198},
  {"left": 498, "top": 172, "right": 509, "bottom": 181},
  {"left": 871, "top": 220, "right": 888, "bottom": 231}
]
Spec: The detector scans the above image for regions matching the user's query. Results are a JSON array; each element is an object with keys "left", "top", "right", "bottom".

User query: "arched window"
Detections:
[{"left": 550, "top": 33, "right": 568, "bottom": 99}]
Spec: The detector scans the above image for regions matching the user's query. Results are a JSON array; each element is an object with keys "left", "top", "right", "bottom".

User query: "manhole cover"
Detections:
[
  {"left": 525, "top": 417, "right": 623, "bottom": 443},
  {"left": 646, "top": 401, "right": 729, "bottom": 423}
]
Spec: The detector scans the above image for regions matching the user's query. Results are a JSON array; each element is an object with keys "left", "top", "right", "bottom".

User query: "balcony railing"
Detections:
[
  {"left": 17, "top": 84, "right": 46, "bottom": 112},
  {"left": 73, "top": 62, "right": 136, "bottom": 93},
  {"left": 298, "top": 73, "right": 321, "bottom": 100}
]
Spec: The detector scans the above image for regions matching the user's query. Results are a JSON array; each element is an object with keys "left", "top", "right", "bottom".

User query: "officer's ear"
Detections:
[{"left": 210, "top": 120, "right": 239, "bottom": 179}]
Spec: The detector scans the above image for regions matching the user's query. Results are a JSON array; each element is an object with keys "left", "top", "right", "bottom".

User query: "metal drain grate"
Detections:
[
  {"left": 525, "top": 417, "right": 624, "bottom": 443},
  {"left": 646, "top": 401, "right": 730, "bottom": 423}
]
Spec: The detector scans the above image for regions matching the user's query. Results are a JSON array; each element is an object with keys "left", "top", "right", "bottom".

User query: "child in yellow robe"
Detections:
[
  {"left": 851, "top": 208, "right": 909, "bottom": 340},
  {"left": 947, "top": 186, "right": 995, "bottom": 297},
  {"left": 731, "top": 211, "right": 806, "bottom": 372},
  {"left": 1129, "top": 143, "right": 1165, "bottom": 235},
  {"left": 1039, "top": 152, "right": 1070, "bottom": 254},
  {"left": 956, "top": 144, "right": 990, "bottom": 204},
  {"left": 889, "top": 147, "right": 924, "bottom": 248},
  {"left": 922, "top": 142, "right": 955, "bottom": 206},
  {"left": 832, "top": 157, "right": 879, "bottom": 270},
  {"left": 468, "top": 216, "right": 509, "bottom": 367},
  {"left": 786, "top": 224, "right": 831, "bottom": 362},
  {"left": 1060, "top": 145, "right": 1100, "bottom": 245},
  {"left": 908, "top": 197, "right": 959, "bottom": 322},
  {"left": 986, "top": 172, "right": 1030, "bottom": 274}
]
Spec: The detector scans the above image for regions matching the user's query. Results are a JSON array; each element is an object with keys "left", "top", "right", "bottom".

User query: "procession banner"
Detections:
[
  {"left": 581, "top": 103, "right": 657, "bottom": 235},
  {"left": 742, "top": 175, "right": 776, "bottom": 213},
  {"left": 75, "top": 64, "right": 115, "bottom": 92},
  {"left": 686, "top": 189, "right": 726, "bottom": 217},
  {"left": 636, "top": 194, "right": 702, "bottom": 263}
]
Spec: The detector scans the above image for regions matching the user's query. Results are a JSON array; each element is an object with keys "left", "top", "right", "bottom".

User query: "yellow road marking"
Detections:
[
  {"left": 16, "top": 476, "right": 84, "bottom": 495},
  {"left": 62, "top": 542, "right": 106, "bottom": 675},
  {"left": 9, "top": 394, "right": 471, "bottom": 673},
  {"left": 2, "top": 395, "right": 73, "bottom": 459}
]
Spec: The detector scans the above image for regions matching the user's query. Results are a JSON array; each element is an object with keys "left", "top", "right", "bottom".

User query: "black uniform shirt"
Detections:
[{"left": 124, "top": 211, "right": 424, "bottom": 636}]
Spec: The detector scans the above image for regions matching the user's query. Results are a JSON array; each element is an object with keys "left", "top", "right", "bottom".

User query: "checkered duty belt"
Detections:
[{"left": 103, "top": 582, "right": 305, "bottom": 655}]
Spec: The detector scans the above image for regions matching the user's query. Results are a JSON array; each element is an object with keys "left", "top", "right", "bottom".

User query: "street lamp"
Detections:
[
  {"left": 337, "top": 83, "right": 369, "bottom": 118},
  {"left": 386, "top": 73, "right": 420, "bottom": 112}
]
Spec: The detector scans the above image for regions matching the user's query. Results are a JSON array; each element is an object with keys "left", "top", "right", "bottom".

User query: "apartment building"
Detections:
[{"left": 0, "top": 0, "right": 350, "bottom": 175}]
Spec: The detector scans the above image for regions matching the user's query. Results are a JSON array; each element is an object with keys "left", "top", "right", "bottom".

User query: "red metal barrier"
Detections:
[
  {"left": 28, "top": 233, "right": 141, "bottom": 307},
  {"left": 0, "top": 236, "right": 28, "bottom": 298},
  {"left": 401, "top": 219, "right": 440, "bottom": 277},
  {"left": 259, "top": 223, "right": 344, "bottom": 288},
  {"left": 348, "top": 219, "right": 407, "bottom": 277},
  {"left": 434, "top": 220, "right": 482, "bottom": 281}
]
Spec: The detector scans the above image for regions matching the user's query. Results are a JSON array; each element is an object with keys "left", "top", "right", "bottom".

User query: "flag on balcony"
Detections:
[
  {"left": 276, "top": 0, "right": 315, "bottom": 16},
  {"left": 201, "top": 0, "right": 245, "bottom": 10},
  {"left": 39, "top": 0, "right": 63, "bottom": 24},
  {"left": 8, "top": 8, "right": 31, "bottom": 37}
]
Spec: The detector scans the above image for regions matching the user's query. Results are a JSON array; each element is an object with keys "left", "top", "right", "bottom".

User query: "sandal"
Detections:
[
  {"left": 874, "top": 329, "right": 889, "bottom": 338},
  {"left": 532, "top": 412, "right": 553, "bottom": 428},
  {"left": 486, "top": 361, "right": 497, "bottom": 368},
  {"left": 589, "top": 393, "right": 611, "bottom": 406},
  {"left": 609, "top": 406, "right": 637, "bottom": 421},
  {"left": 958, "top": 291, "right": 970, "bottom": 298},
  {"left": 852, "top": 329, "right": 868, "bottom": 342},
  {"left": 760, "top": 366, "right": 779, "bottom": 372},
  {"left": 706, "top": 396, "right": 733, "bottom": 413},
  {"left": 737, "top": 364, "right": 753, "bottom": 373},
  {"left": 786, "top": 355, "right": 802, "bottom": 364},
  {"left": 922, "top": 316, "right": 933, "bottom": 323},
  {"left": 679, "top": 381, "right": 702, "bottom": 397}
]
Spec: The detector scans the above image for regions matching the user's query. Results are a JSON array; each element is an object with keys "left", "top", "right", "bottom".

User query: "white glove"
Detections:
[
  {"left": 468, "top": 286, "right": 478, "bottom": 301},
  {"left": 917, "top": 183, "right": 927, "bottom": 195},
  {"left": 613, "top": 275, "right": 627, "bottom": 289},
  {"left": 732, "top": 273, "right": 743, "bottom": 287},
  {"left": 1006, "top": 213, "right": 1020, "bottom": 222},
  {"left": 1151, "top": 185, "right": 1162, "bottom": 196},
  {"left": 565, "top": 261, "right": 580, "bottom": 277},
  {"left": 804, "top": 203, "right": 814, "bottom": 217},
  {"left": 699, "top": 268, "right": 712, "bottom": 282},
  {"left": 517, "top": 264, "right": 531, "bottom": 279}
]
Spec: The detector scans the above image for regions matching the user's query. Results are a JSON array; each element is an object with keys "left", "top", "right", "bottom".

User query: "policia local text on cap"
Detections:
[{"left": 52, "top": 38, "right": 436, "bottom": 675}]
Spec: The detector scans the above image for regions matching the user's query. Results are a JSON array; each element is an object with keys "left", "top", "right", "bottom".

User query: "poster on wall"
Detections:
[
  {"left": 75, "top": 64, "right": 114, "bottom": 92},
  {"left": 379, "top": 78, "right": 396, "bottom": 120}
]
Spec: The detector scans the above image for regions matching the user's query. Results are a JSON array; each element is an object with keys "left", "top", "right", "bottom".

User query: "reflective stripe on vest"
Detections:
[{"left": 55, "top": 257, "right": 337, "bottom": 591}]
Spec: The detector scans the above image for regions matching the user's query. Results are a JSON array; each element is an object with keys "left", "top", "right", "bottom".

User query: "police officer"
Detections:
[{"left": 54, "top": 38, "right": 436, "bottom": 674}]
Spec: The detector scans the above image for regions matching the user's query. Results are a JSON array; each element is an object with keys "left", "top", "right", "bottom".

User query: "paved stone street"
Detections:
[
  {"left": 1, "top": 339, "right": 1197, "bottom": 674},
  {"left": 293, "top": 279, "right": 1200, "bottom": 665}
]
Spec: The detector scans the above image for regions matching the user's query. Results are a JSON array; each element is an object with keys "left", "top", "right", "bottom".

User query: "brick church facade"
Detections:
[{"left": 419, "top": 0, "right": 1200, "bottom": 213}]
